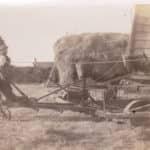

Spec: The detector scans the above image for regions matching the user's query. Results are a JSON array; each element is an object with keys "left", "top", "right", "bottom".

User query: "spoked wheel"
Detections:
[
  {"left": 124, "top": 99, "right": 150, "bottom": 113},
  {"left": 124, "top": 99, "right": 150, "bottom": 126}
]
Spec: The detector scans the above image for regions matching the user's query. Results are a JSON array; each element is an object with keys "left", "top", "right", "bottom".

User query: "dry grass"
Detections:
[{"left": 0, "top": 84, "right": 150, "bottom": 150}]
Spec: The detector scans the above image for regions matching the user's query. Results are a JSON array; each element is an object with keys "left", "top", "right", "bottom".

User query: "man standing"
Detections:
[
  {"left": 0, "top": 37, "right": 38, "bottom": 119},
  {"left": 0, "top": 36, "right": 16, "bottom": 104},
  {"left": 0, "top": 37, "right": 15, "bottom": 119}
]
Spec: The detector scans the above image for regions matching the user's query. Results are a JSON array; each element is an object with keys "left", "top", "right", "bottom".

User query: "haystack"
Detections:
[{"left": 54, "top": 33, "right": 129, "bottom": 85}]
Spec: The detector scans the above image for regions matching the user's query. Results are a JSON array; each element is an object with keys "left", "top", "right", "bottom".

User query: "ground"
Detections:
[{"left": 0, "top": 84, "right": 150, "bottom": 150}]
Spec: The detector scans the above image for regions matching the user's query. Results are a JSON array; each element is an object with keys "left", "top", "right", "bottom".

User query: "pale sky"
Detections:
[{"left": 0, "top": 0, "right": 137, "bottom": 66}]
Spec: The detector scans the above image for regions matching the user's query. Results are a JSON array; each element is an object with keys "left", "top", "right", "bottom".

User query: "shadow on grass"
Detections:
[
  {"left": 24, "top": 129, "right": 88, "bottom": 150},
  {"left": 12, "top": 113, "right": 103, "bottom": 122},
  {"left": 35, "top": 114, "right": 103, "bottom": 122},
  {"left": 46, "top": 129, "right": 87, "bottom": 142}
]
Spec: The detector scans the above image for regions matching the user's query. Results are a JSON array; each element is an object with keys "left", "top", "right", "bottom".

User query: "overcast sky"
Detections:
[{"left": 0, "top": 1, "right": 136, "bottom": 66}]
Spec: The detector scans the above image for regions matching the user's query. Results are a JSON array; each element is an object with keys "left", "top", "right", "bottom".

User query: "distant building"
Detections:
[{"left": 33, "top": 58, "right": 53, "bottom": 69}]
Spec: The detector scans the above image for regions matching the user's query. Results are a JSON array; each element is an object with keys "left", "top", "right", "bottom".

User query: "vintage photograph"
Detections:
[{"left": 0, "top": 0, "right": 150, "bottom": 150}]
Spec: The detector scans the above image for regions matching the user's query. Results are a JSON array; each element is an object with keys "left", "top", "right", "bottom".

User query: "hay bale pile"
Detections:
[{"left": 54, "top": 33, "right": 129, "bottom": 85}]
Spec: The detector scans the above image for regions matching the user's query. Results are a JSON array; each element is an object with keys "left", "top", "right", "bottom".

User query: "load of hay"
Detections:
[{"left": 53, "top": 33, "right": 129, "bottom": 85}]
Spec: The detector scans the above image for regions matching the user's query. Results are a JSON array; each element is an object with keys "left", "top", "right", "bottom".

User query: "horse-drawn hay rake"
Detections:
[
  {"left": 1, "top": 72, "right": 150, "bottom": 125},
  {"left": 1, "top": 4, "right": 150, "bottom": 125}
]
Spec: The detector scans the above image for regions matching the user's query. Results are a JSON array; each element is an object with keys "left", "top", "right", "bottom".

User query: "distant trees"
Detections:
[{"left": 9, "top": 65, "right": 51, "bottom": 83}]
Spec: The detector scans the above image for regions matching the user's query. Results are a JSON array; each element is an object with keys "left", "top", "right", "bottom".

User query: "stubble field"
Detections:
[{"left": 0, "top": 84, "right": 150, "bottom": 150}]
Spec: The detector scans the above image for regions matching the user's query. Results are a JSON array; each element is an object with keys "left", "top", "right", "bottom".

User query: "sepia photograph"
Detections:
[{"left": 0, "top": 0, "right": 150, "bottom": 150}]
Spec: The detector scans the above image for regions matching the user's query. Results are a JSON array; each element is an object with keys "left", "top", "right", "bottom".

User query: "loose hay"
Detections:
[{"left": 53, "top": 33, "right": 129, "bottom": 84}]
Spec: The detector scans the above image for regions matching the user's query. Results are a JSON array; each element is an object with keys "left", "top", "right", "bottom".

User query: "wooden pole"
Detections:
[{"left": 82, "top": 76, "right": 87, "bottom": 102}]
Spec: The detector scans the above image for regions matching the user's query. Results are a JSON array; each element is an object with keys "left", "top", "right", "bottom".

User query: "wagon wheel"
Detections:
[{"left": 124, "top": 99, "right": 150, "bottom": 113}]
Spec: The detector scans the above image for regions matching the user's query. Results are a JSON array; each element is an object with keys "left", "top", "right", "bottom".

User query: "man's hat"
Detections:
[{"left": 0, "top": 36, "right": 8, "bottom": 53}]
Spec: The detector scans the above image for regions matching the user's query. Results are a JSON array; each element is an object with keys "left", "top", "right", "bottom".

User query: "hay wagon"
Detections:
[{"left": 1, "top": 4, "right": 150, "bottom": 124}]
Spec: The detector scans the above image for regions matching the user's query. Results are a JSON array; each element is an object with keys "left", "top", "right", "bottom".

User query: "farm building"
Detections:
[{"left": 33, "top": 58, "right": 54, "bottom": 69}]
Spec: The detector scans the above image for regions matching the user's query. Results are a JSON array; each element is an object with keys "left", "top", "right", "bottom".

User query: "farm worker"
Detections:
[
  {"left": 0, "top": 37, "right": 16, "bottom": 103},
  {"left": 0, "top": 37, "right": 38, "bottom": 111}
]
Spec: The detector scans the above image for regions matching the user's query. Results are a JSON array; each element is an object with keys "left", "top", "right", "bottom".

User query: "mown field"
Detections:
[{"left": 0, "top": 84, "right": 150, "bottom": 150}]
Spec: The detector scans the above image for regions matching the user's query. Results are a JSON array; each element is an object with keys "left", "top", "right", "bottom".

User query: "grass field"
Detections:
[{"left": 0, "top": 84, "right": 150, "bottom": 150}]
